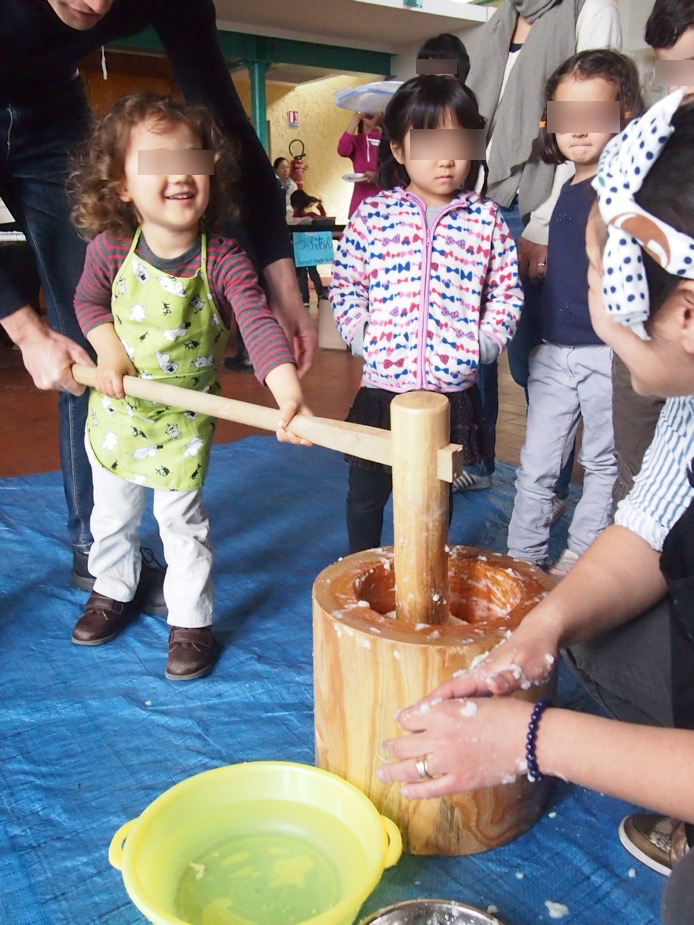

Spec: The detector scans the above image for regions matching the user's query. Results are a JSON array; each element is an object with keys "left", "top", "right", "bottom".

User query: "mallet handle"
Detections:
[{"left": 71, "top": 365, "right": 462, "bottom": 481}]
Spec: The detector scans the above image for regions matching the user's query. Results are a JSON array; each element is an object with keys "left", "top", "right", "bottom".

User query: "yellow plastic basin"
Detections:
[{"left": 109, "top": 761, "right": 402, "bottom": 925}]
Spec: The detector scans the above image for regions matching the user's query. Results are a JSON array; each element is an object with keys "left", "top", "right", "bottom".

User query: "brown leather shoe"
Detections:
[
  {"left": 71, "top": 591, "right": 137, "bottom": 646},
  {"left": 166, "top": 626, "right": 218, "bottom": 681}
]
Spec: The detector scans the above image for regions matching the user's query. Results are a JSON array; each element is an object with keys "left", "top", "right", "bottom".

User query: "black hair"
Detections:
[
  {"left": 536, "top": 49, "right": 645, "bottom": 165},
  {"left": 417, "top": 33, "right": 471, "bottom": 82},
  {"left": 377, "top": 75, "right": 487, "bottom": 193},
  {"left": 645, "top": 0, "right": 694, "bottom": 49},
  {"left": 273, "top": 157, "right": 288, "bottom": 169},
  {"left": 635, "top": 100, "right": 694, "bottom": 315},
  {"left": 290, "top": 189, "right": 320, "bottom": 211}
]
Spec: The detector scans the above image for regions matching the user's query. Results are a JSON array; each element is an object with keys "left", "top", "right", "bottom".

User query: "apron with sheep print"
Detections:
[{"left": 86, "top": 230, "right": 228, "bottom": 491}]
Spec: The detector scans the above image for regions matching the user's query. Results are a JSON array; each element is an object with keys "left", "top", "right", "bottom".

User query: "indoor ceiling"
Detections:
[{"left": 214, "top": 0, "right": 488, "bottom": 53}]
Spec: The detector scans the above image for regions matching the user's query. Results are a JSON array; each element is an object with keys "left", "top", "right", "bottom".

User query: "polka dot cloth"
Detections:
[{"left": 593, "top": 89, "right": 694, "bottom": 340}]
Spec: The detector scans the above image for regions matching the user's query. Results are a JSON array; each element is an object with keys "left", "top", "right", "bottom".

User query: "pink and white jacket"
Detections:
[{"left": 330, "top": 187, "right": 522, "bottom": 393}]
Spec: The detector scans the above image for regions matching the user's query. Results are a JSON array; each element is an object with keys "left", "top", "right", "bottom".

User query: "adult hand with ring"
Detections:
[
  {"left": 518, "top": 238, "right": 548, "bottom": 284},
  {"left": 377, "top": 696, "right": 534, "bottom": 799}
]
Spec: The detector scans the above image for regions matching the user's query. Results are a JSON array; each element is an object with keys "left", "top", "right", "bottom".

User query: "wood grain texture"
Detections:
[
  {"left": 313, "top": 546, "right": 556, "bottom": 856},
  {"left": 391, "top": 393, "right": 450, "bottom": 626}
]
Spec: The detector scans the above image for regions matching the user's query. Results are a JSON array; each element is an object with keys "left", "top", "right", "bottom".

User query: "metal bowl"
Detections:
[{"left": 357, "top": 898, "right": 505, "bottom": 925}]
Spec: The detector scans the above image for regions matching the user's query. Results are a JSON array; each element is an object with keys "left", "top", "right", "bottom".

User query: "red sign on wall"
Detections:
[{"left": 287, "top": 110, "right": 300, "bottom": 128}]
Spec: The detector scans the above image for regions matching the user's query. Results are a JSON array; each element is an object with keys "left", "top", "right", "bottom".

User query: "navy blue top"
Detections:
[{"left": 540, "top": 177, "right": 603, "bottom": 347}]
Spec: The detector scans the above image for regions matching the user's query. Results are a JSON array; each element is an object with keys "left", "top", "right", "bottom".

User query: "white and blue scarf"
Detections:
[{"left": 594, "top": 89, "right": 694, "bottom": 339}]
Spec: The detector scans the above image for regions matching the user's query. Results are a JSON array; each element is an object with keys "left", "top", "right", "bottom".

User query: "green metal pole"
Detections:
[{"left": 248, "top": 59, "right": 269, "bottom": 152}]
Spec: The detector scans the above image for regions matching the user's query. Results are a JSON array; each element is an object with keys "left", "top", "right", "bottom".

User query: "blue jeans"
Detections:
[
  {"left": 468, "top": 200, "right": 525, "bottom": 479},
  {"left": 0, "top": 79, "right": 93, "bottom": 549},
  {"left": 480, "top": 198, "right": 572, "bottom": 500}
]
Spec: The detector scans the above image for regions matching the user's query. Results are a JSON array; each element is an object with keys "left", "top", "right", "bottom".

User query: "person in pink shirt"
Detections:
[{"left": 337, "top": 111, "right": 384, "bottom": 217}]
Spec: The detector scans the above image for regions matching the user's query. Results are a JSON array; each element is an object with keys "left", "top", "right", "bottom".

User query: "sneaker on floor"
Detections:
[
  {"left": 548, "top": 547, "right": 580, "bottom": 577},
  {"left": 166, "top": 626, "right": 219, "bottom": 681},
  {"left": 551, "top": 496, "right": 569, "bottom": 526},
  {"left": 452, "top": 470, "right": 492, "bottom": 493},
  {"left": 619, "top": 814, "right": 690, "bottom": 877}
]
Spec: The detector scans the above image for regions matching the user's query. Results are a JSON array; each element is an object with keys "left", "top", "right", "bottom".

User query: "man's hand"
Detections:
[
  {"left": 1, "top": 306, "right": 93, "bottom": 396},
  {"left": 263, "top": 258, "right": 318, "bottom": 377}
]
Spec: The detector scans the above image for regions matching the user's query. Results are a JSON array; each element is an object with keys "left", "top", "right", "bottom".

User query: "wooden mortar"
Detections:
[{"left": 313, "top": 393, "right": 556, "bottom": 855}]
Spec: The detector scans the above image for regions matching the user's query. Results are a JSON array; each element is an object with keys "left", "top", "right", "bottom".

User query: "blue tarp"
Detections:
[{"left": 0, "top": 437, "right": 661, "bottom": 924}]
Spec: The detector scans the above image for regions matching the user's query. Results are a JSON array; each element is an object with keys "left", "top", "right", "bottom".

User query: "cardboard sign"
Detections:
[{"left": 292, "top": 231, "right": 335, "bottom": 268}]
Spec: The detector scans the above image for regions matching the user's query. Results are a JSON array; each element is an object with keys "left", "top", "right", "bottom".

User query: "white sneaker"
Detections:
[
  {"left": 549, "top": 547, "right": 579, "bottom": 577},
  {"left": 452, "top": 470, "right": 492, "bottom": 493}
]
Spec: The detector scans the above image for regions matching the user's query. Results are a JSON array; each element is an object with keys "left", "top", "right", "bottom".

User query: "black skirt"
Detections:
[{"left": 345, "top": 385, "right": 489, "bottom": 470}]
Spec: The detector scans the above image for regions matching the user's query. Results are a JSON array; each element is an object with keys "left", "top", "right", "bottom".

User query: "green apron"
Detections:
[{"left": 86, "top": 230, "right": 228, "bottom": 491}]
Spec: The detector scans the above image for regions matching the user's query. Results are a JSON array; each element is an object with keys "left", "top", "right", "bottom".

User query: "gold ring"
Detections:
[{"left": 415, "top": 755, "right": 433, "bottom": 780}]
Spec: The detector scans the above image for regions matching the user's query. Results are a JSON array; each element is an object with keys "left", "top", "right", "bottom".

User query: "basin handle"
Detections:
[
  {"left": 381, "top": 815, "right": 403, "bottom": 868},
  {"left": 108, "top": 819, "right": 136, "bottom": 871}
]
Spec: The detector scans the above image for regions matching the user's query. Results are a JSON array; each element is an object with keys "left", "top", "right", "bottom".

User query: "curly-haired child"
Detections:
[{"left": 69, "top": 92, "right": 310, "bottom": 680}]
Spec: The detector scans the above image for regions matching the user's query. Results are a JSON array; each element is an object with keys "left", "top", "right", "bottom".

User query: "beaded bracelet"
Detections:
[{"left": 526, "top": 698, "right": 552, "bottom": 783}]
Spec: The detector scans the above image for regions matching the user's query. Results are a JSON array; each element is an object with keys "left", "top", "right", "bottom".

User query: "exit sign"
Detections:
[{"left": 403, "top": 0, "right": 423, "bottom": 7}]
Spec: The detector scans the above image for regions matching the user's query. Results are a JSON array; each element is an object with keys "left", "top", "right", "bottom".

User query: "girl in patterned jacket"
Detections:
[{"left": 330, "top": 76, "right": 522, "bottom": 553}]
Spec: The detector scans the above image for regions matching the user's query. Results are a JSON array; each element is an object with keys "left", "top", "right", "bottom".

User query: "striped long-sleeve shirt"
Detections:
[
  {"left": 75, "top": 231, "right": 295, "bottom": 384},
  {"left": 614, "top": 396, "right": 694, "bottom": 551}
]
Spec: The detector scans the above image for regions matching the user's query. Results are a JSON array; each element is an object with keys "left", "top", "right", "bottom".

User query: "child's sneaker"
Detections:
[
  {"left": 548, "top": 547, "right": 579, "bottom": 577},
  {"left": 619, "top": 814, "right": 690, "bottom": 876},
  {"left": 166, "top": 626, "right": 219, "bottom": 681},
  {"left": 452, "top": 470, "right": 492, "bottom": 493}
]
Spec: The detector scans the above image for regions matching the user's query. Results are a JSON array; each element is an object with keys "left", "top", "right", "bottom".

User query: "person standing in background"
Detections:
[
  {"left": 460, "top": 0, "right": 621, "bottom": 502},
  {"left": 273, "top": 157, "right": 297, "bottom": 215},
  {"left": 289, "top": 189, "right": 327, "bottom": 307},
  {"left": 417, "top": 32, "right": 470, "bottom": 83},
  {"left": 337, "top": 111, "right": 384, "bottom": 218},
  {"left": 608, "top": 0, "right": 694, "bottom": 509},
  {"left": 0, "top": 0, "right": 316, "bottom": 600}
]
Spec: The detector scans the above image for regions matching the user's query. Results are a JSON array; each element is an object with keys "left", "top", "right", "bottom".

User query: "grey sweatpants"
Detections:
[
  {"left": 564, "top": 598, "right": 673, "bottom": 728},
  {"left": 508, "top": 343, "right": 616, "bottom": 565},
  {"left": 567, "top": 602, "right": 693, "bottom": 923}
]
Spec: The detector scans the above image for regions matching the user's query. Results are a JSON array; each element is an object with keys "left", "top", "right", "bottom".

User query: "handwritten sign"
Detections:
[{"left": 292, "top": 231, "right": 335, "bottom": 268}]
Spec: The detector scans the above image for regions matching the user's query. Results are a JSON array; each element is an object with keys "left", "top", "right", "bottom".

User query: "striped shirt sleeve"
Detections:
[
  {"left": 614, "top": 396, "right": 694, "bottom": 551},
  {"left": 74, "top": 233, "right": 130, "bottom": 335},
  {"left": 208, "top": 237, "right": 295, "bottom": 384}
]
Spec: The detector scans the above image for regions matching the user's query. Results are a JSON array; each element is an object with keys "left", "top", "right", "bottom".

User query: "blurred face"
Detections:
[
  {"left": 362, "top": 112, "right": 383, "bottom": 133},
  {"left": 654, "top": 27, "right": 694, "bottom": 99},
  {"left": 275, "top": 159, "right": 291, "bottom": 179},
  {"left": 118, "top": 119, "right": 210, "bottom": 241},
  {"left": 553, "top": 76, "right": 617, "bottom": 178},
  {"left": 585, "top": 209, "right": 694, "bottom": 397},
  {"left": 45, "top": 0, "right": 114, "bottom": 29},
  {"left": 391, "top": 111, "right": 471, "bottom": 207}
]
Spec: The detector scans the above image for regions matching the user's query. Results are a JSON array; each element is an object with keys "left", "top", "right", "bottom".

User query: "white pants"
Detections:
[
  {"left": 87, "top": 442, "right": 213, "bottom": 627},
  {"left": 507, "top": 343, "right": 616, "bottom": 565}
]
